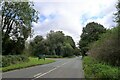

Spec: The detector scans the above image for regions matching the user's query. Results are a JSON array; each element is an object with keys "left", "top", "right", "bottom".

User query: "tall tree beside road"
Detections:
[
  {"left": 65, "top": 36, "right": 76, "bottom": 49},
  {"left": 46, "top": 31, "right": 65, "bottom": 56},
  {"left": 29, "top": 35, "right": 47, "bottom": 56},
  {"left": 1, "top": 1, "right": 38, "bottom": 55},
  {"left": 115, "top": 0, "right": 120, "bottom": 26},
  {"left": 79, "top": 22, "right": 106, "bottom": 57}
]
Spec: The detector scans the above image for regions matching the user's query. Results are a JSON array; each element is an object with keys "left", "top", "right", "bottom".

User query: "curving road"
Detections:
[{"left": 2, "top": 57, "right": 84, "bottom": 79}]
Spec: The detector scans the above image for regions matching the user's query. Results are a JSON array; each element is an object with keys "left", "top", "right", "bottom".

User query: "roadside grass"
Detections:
[
  {"left": 1, "top": 57, "right": 55, "bottom": 72},
  {"left": 83, "top": 56, "right": 119, "bottom": 79}
]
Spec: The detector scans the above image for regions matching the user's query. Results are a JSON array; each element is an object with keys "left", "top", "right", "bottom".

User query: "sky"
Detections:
[{"left": 29, "top": 0, "right": 118, "bottom": 45}]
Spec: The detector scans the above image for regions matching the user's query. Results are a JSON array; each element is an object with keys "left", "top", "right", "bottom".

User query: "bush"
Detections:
[
  {"left": 62, "top": 43, "right": 74, "bottom": 57},
  {"left": 83, "top": 56, "right": 119, "bottom": 79},
  {"left": 89, "top": 26, "right": 120, "bottom": 66},
  {"left": 45, "top": 55, "right": 63, "bottom": 58},
  {"left": 2, "top": 55, "right": 29, "bottom": 67}
]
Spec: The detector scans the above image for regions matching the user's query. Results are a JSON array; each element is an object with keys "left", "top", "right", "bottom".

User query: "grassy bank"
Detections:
[
  {"left": 83, "top": 56, "right": 119, "bottom": 79},
  {"left": 2, "top": 57, "right": 55, "bottom": 72}
]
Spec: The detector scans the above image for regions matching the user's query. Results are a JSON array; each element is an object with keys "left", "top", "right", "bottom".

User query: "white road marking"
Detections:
[
  {"left": 57, "top": 66, "right": 60, "bottom": 68},
  {"left": 62, "top": 62, "right": 67, "bottom": 66},
  {"left": 33, "top": 73, "right": 42, "bottom": 77},
  {"left": 35, "top": 68, "right": 57, "bottom": 78},
  {"left": 33, "top": 61, "right": 70, "bottom": 79}
]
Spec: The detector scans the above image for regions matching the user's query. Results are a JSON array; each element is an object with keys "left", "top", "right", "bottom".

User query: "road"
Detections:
[{"left": 2, "top": 57, "right": 84, "bottom": 79}]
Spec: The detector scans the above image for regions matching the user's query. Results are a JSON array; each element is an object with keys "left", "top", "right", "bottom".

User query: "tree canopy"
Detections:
[
  {"left": 115, "top": 0, "right": 120, "bottom": 26},
  {"left": 79, "top": 22, "right": 106, "bottom": 56},
  {"left": 29, "top": 31, "right": 80, "bottom": 57},
  {"left": 2, "top": 1, "right": 38, "bottom": 55}
]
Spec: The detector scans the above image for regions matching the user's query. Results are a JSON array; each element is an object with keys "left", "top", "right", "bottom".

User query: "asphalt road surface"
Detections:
[{"left": 2, "top": 56, "right": 84, "bottom": 79}]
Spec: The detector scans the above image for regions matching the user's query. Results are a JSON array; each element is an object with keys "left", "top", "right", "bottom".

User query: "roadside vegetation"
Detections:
[
  {"left": 28, "top": 31, "right": 80, "bottom": 57},
  {"left": 89, "top": 26, "right": 120, "bottom": 66},
  {"left": 79, "top": 0, "right": 120, "bottom": 79},
  {"left": 83, "top": 56, "right": 119, "bottom": 79},
  {"left": 1, "top": 1, "right": 119, "bottom": 78},
  {"left": 1, "top": 57, "right": 55, "bottom": 72},
  {"left": 1, "top": 1, "right": 80, "bottom": 72},
  {"left": 2, "top": 55, "right": 29, "bottom": 67}
]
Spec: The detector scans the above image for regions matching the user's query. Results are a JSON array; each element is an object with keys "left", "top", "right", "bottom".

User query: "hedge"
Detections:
[
  {"left": 45, "top": 55, "right": 63, "bottom": 58},
  {"left": 2, "top": 55, "right": 29, "bottom": 67},
  {"left": 89, "top": 26, "right": 120, "bottom": 66},
  {"left": 83, "top": 56, "right": 119, "bottom": 79}
]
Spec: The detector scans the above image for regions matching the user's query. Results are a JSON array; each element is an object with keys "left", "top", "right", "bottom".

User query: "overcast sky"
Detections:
[{"left": 30, "top": 0, "right": 117, "bottom": 45}]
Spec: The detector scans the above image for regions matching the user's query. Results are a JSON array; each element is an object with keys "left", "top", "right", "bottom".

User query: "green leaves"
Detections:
[
  {"left": 83, "top": 56, "right": 119, "bottom": 79},
  {"left": 79, "top": 22, "right": 106, "bottom": 56},
  {"left": 115, "top": 0, "right": 120, "bottom": 26},
  {"left": 89, "top": 26, "right": 120, "bottom": 66},
  {"left": 2, "top": 1, "right": 38, "bottom": 55},
  {"left": 30, "top": 31, "right": 78, "bottom": 57}
]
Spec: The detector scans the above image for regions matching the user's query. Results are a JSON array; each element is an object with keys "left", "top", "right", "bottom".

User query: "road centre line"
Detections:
[
  {"left": 33, "top": 73, "right": 42, "bottom": 77},
  {"left": 33, "top": 61, "right": 70, "bottom": 79},
  {"left": 57, "top": 66, "right": 60, "bottom": 68},
  {"left": 35, "top": 67, "right": 57, "bottom": 78}
]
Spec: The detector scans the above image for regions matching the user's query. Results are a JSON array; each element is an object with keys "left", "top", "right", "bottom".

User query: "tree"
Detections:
[
  {"left": 29, "top": 30, "right": 77, "bottom": 57},
  {"left": 115, "top": 0, "right": 120, "bottom": 26},
  {"left": 29, "top": 35, "right": 47, "bottom": 56},
  {"left": 62, "top": 43, "right": 74, "bottom": 57},
  {"left": 89, "top": 27, "right": 120, "bottom": 66},
  {"left": 46, "top": 31, "right": 65, "bottom": 55},
  {"left": 1, "top": 1, "right": 38, "bottom": 55},
  {"left": 73, "top": 47, "right": 81, "bottom": 56},
  {"left": 45, "top": 30, "right": 77, "bottom": 57},
  {"left": 79, "top": 22, "right": 106, "bottom": 57},
  {"left": 65, "top": 36, "right": 76, "bottom": 49}
]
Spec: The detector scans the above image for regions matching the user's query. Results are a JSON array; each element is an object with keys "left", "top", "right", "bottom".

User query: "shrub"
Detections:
[
  {"left": 45, "top": 55, "right": 63, "bottom": 58},
  {"left": 89, "top": 26, "right": 120, "bottom": 66},
  {"left": 83, "top": 56, "right": 119, "bottom": 79},
  {"left": 2, "top": 55, "right": 29, "bottom": 67}
]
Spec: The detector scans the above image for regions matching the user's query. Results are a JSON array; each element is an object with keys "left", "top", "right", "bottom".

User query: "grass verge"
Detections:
[
  {"left": 1, "top": 57, "right": 55, "bottom": 72},
  {"left": 83, "top": 56, "right": 119, "bottom": 79}
]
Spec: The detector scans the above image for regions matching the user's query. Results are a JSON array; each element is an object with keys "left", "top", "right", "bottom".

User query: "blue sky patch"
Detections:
[
  {"left": 49, "top": 14, "right": 56, "bottom": 19},
  {"left": 39, "top": 15, "right": 47, "bottom": 22}
]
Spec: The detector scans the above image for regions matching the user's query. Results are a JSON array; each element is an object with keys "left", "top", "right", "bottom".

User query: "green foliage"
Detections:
[
  {"left": 65, "top": 36, "right": 76, "bottom": 49},
  {"left": 30, "top": 31, "right": 77, "bottom": 57},
  {"left": 46, "top": 31, "right": 77, "bottom": 57},
  {"left": 46, "top": 31, "right": 65, "bottom": 55},
  {"left": 89, "top": 26, "right": 120, "bottom": 66},
  {"left": 29, "top": 35, "right": 47, "bottom": 56},
  {"left": 62, "top": 43, "right": 74, "bottom": 57},
  {"left": 83, "top": 56, "right": 119, "bottom": 79},
  {"left": 79, "top": 22, "right": 106, "bottom": 56},
  {"left": 115, "top": 0, "right": 120, "bottom": 26},
  {"left": 73, "top": 48, "right": 81, "bottom": 56},
  {"left": 45, "top": 55, "right": 63, "bottom": 58},
  {"left": 1, "top": 1, "right": 38, "bottom": 55},
  {"left": 2, "top": 55, "right": 29, "bottom": 67},
  {"left": 2, "top": 57, "right": 55, "bottom": 72}
]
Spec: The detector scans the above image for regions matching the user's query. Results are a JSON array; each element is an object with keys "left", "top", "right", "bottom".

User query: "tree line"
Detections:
[
  {"left": 1, "top": 0, "right": 120, "bottom": 64},
  {"left": 1, "top": 1, "right": 80, "bottom": 57},
  {"left": 79, "top": 0, "right": 120, "bottom": 66},
  {"left": 28, "top": 30, "right": 80, "bottom": 57}
]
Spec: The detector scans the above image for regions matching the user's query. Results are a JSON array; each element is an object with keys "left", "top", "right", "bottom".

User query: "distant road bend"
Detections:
[{"left": 2, "top": 57, "right": 84, "bottom": 79}]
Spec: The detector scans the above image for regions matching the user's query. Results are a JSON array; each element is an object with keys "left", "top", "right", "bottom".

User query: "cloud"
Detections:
[{"left": 29, "top": 0, "right": 117, "bottom": 45}]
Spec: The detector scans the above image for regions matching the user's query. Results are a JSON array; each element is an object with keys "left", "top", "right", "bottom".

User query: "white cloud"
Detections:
[{"left": 29, "top": 0, "right": 117, "bottom": 45}]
